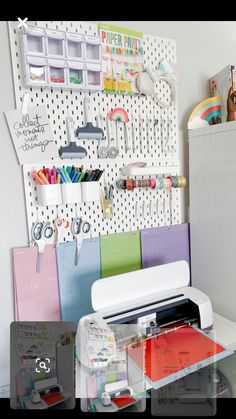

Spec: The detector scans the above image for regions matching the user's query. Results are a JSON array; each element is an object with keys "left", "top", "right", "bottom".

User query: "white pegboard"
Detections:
[{"left": 8, "top": 20, "right": 182, "bottom": 242}]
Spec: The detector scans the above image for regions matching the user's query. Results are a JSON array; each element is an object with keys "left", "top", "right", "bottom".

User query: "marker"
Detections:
[
  {"left": 32, "top": 170, "right": 44, "bottom": 185},
  {"left": 71, "top": 170, "right": 78, "bottom": 183},
  {"left": 74, "top": 172, "right": 81, "bottom": 183},
  {"left": 62, "top": 166, "right": 72, "bottom": 183},
  {"left": 78, "top": 172, "right": 85, "bottom": 182},
  {"left": 38, "top": 170, "right": 49, "bottom": 184},
  {"left": 59, "top": 168, "right": 67, "bottom": 183},
  {"left": 96, "top": 170, "right": 104, "bottom": 181},
  {"left": 66, "top": 166, "right": 72, "bottom": 175}
]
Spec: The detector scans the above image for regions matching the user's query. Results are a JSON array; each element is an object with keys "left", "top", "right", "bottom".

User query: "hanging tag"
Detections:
[{"left": 21, "top": 92, "right": 29, "bottom": 115}]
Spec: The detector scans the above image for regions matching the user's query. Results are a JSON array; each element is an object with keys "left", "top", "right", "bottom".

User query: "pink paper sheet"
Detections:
[{"left": 13, "top": 245, "right": 61, "bottom": 321}]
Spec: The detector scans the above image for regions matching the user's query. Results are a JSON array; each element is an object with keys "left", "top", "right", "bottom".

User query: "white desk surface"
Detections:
[{"left": 212, "top": 312, "right": 236, "bottom": 350}]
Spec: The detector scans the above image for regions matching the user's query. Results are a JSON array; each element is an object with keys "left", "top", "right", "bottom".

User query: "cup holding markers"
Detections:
[
  {"left": 32, "top": 166, "right": 104, "bottom": 205},
  {"left": 32, "top": 167, "right": 62, "bottom": 206}
]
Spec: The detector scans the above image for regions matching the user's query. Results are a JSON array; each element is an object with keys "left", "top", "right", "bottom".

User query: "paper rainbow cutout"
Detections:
[
  {"left": 108, "top": 107, "right": 129, "bottom": 123},
  {"left": 188, "top": 96, "right": 222, "bottom": 128}
]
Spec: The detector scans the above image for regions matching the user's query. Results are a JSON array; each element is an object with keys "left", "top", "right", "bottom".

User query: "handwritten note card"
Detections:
[{"left": 5, "top": 105, "right": 58, "bottom": 164}]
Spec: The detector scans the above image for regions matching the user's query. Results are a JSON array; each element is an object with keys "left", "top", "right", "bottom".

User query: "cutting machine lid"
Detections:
[{"left": 92, "top": 260, "right": 190, "bottom": 312}]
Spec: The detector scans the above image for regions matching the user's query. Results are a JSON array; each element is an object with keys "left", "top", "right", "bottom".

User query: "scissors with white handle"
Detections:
[
  {"left": 31, "top": 221, "right": 54, "bottom": 272},
  {"left": 71, "top": 217, "right": 91, "bottom": 265}
]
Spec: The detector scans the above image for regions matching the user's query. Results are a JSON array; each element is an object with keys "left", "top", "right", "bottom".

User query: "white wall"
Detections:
[
  {"left": 0, "top": 21, "right": 28, "bottom": 388},
  {"left": 1, "top": 20, "right": 236, "bottom": 387}
]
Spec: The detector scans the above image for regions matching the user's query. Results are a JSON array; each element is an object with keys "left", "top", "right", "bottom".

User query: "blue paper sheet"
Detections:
[{"left": 56, "top": 238, "right": 101, "bottom": 324}]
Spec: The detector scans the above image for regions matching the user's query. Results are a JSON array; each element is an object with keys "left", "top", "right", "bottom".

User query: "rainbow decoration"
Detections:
[
  {"left": 188, "top": 96, "right": 222, "bottom": 129},
  {"left": 108, "top": 107, "right": 129, "bottom": 123}
]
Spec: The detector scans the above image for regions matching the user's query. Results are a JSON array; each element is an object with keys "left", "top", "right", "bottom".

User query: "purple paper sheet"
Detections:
[{"left": 141, "top": 224, "right": 190, "bottom": 270}]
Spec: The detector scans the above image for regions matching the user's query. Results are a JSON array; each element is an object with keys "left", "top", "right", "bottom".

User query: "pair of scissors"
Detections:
[
  {"left": 31, "top": 221, "right": 54, "bottom": 272},
  {"left": 54, "top": 218, "right": 71, "bottom": 247},
  {"left": 71, "top": 217, "right": 91, "bottom": 265}
]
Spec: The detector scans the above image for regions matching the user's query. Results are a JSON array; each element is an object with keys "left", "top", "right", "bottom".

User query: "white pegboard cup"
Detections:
[
  {"left": 36, "top": 184, "right": 62, "bottom": 206},
  {"left": 81, "top": 181, "right": 100, "bottom": 202},
  {"left": 61, "top": 183, "right": 82, "bottom": 204}
]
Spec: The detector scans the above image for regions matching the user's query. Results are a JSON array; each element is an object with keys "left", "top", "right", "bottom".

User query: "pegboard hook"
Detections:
[{"left": 21, "top": 92, "right": 29, "bottom": 115}]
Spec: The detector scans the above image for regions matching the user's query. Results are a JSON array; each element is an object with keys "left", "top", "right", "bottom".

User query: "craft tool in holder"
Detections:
[
  {"left": 108, "top": 108, "right": 130, "bottom": 152},
  {"left": 101, "top": 184, "right": 114, "bottom": 219},
  {"left": 131, "top": 109, "right": 136, "bottom": 153},
  {"left": 59, "top": 116, "right": 87, "bottom": 159},
  {"left": 106, "top": 116, "right": 119, "bottom": 158},
  {"left": 96, "top": 113, "right": 108, "bottom": 159},
  {"left": 138, "top": 114, "right": 145, "bottom": 154},
  {"left": 76, "top": 96, "right": 104, "bottom": 141},
  {"left": 146, "top": 112, "right": 150, "bottom": 154}
]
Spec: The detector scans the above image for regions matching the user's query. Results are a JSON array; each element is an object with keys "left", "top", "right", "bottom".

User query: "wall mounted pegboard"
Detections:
[{"left": 8, "top": 20, "right": 182, "bottom": 242}]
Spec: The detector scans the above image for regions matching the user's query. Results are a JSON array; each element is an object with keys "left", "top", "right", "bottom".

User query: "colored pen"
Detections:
[
  {"left": 38, "top": 170, "right": 49, "bottom": 184},
  {"left": 52, "top": 166, "right": 57, "bottom": 181},
  {"left": 61, "top": 167, "right": 68, "bottom": 182},
  {"left": 74, "top": 172, "right": 81, "bottom": 183},
  {"left": 87, "top": 170, "right": 95, "bottom": 181},
  {"left": 83, "top": 171, "right": 89, "bottom": 182},
  {"left": 59, "top": 168, "right": 67, "bottom": 183},
  {"left": 70, "top": 169, "right": 75, "bottom": 181},
  {"left": 95, "top": 169, "right": 104, "bottom": 181},
  {"left": 78, "top": 172, "right": 85, "bottom": 182},
  {"left": 90, "top": 169, "right": 98, "bottom": 181},
  {"left": 57, "top": 173, "right": 61, "bottom": 184},
  {"left": 32, "top": 170, "right": 44, "bottom": 185},
  {"left": 71, "top": 171, "right": 77, "bottom": 183},
  {"left": 62, "top": 166, "right": 72, "bottom": 183},
  {"left": 66, "top": 166, "right": 72, "bottom": 176}
]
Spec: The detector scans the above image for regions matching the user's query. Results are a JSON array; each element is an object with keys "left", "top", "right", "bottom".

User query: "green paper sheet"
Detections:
[{"left": 101, "top": 232, "right": 142, "bottom": 278}]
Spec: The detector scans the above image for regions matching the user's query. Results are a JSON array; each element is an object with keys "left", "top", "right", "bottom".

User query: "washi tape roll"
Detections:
[
  {"left": 126, "top": 179, "right": 134, "bottom": 190},
  {"left": 171, "top": 176, "right": 178, "bottom": 188},
  {"left": 165, "top": 177, "right": 172, "bottom": 188},
  {"left": 116, "top": 179, "right": 127, "bottom": 189},
  {"left": 159, "top": 178, "right": 164, "bottom": 189},
  {"left": 167, "top": 176, "right": 174, "bottom": 187},
  {"left": 181, "top": 176, "right": 187, "bottom": 187},
  {"left": 177, "top": 176, "right": 187, "bottom": 188}
]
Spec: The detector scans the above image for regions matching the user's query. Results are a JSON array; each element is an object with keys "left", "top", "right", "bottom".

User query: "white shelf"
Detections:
[
  {"left": 121, "top": 163, "right": 180, "bottom": 177},
  {"left": 189, "top": 120, "right": 236, "bottom": 138}
]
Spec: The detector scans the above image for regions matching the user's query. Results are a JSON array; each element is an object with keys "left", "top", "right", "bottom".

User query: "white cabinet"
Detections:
[{"left": 189, "top": 121, "right": 236, "bottom": 322}]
